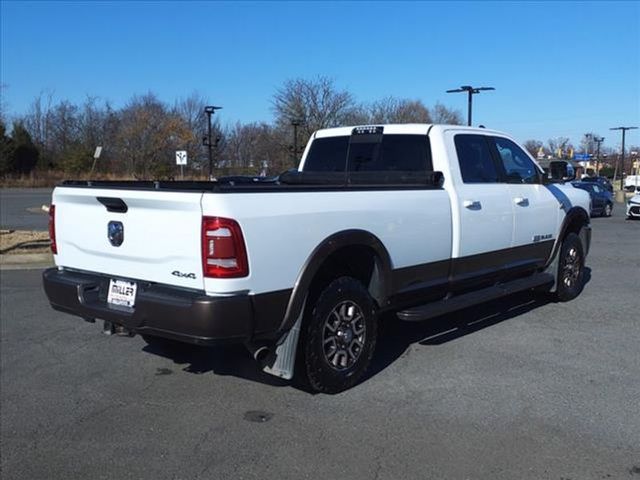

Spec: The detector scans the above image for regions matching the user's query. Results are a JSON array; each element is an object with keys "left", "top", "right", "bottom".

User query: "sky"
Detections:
[{"left": 1, "top": 0, "right": 639, "bottom": 149}]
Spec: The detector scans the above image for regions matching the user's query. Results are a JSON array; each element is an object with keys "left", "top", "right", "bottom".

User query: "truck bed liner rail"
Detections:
[{"left": 60, "top": 171, "right": 444, "bottom": 193}]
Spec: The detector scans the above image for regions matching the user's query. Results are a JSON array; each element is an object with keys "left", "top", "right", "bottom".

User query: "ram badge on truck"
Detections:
[{"left": 43, "top": 124, "right": 591, "bottom": 393}]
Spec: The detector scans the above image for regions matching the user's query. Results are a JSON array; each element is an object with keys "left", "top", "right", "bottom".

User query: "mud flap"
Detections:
[
  {"left": 262, "top": 303, "right": 305, "bottom": 380},
  {"left": 544, "top": 247, "right": 560, "bottom": 293}
]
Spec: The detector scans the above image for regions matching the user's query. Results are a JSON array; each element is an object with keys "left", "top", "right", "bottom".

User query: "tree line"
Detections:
[
  {"left": 5, "top": 77, "right": 632, "bottom": 180},
  {"left": 0, "top": 77, "right": 463, "bottom": 179}
]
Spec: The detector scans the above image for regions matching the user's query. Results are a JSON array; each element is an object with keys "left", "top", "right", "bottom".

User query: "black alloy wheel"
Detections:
[
  {"left": 554, "top": 232, "right": 585, "bottom": 302},
  {"left": 299, "top": 276, "right": 378, "bottom": 394}
]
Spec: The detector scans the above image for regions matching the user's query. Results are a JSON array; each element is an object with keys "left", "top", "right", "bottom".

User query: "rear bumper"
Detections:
[{"left": 42, "top": 268, "right": 254, "bottom": 345}]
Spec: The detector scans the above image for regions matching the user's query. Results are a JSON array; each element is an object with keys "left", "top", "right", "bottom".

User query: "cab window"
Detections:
[{"left": 492, "top": 137, "right": 541, "bottom": 184}]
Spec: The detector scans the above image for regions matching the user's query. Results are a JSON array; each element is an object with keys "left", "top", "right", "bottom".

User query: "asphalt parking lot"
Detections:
[
  {"left": 0, "top": 188, "right": 53, "bottom": 231},
  {"left": 1, "top": 204, "right": 639, "bottom": 480}
]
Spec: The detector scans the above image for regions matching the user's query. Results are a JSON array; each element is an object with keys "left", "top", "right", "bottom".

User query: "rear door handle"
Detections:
[
  {"left": 514, "top": 197, "right": 529, "bottom": 206},
  {"left": 463, "top": 200, "right": 482, "bottom": 210}
]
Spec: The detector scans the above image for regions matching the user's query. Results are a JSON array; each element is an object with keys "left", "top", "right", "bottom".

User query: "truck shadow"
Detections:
[
  {"left": 142, "top": 268, "right": 591, "bottom": 392},
  {"left": 366, "top": 292, "right": 546, "bottom": 383},
  {"left": 365, "top": 266, "right": 591, "bottom": 384},
  {"left": 141, "top": 341, "right": 290, "bottom": 387}
]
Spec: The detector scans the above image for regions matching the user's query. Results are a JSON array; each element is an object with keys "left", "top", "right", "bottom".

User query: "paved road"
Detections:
[
  {"left": 1, "top": 209, "right": 639, "bottom": 480},
  {"left": 0, "top": 188, "right": 53, "bottom": 231}
]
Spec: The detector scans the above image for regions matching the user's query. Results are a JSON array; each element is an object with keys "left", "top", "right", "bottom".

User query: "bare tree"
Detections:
[
  {"left": 431, "top": 102, "right": 463, "bottom": 125},
  {"left": 222, "top": 122, "right": 289, "bottom": 174},
  {"left": 173, "top": 92, "right": 227, "bottom": 173},
  {"left": 0, "top": 84, "right": 9, "bottom": 124},
  {"left": 272, "top": 76, "right": 357, "bottom": 138},
  {"left": 116, "top": 93, "right": 192, "bottom": 178},
  {"left": 22, "top": 90, "right": 55, "bottom": 146},
  {"left": 49, "top": 101, "right": 80, "bottom": 154},
  {"left": 367, "top": 97, "right": 431, "bottom": 124},
  {"left": 523, "top": 140, "right": 544, "bottom": 158},
  {"left": 548, "top": 137, "right": 572, "bottom": 158}
]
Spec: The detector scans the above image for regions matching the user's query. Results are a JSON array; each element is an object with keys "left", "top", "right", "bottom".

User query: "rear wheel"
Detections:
[
  {"left": 553, "top": 232, "right": 585, "bottom": 302},
  {"left": 299, "top": 276, "right": 377, "bottom": 394}
]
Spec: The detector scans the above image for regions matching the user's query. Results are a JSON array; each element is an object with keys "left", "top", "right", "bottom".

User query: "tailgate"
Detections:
[{"left": 52, "top": 187, "right": 205, "bottom": 289}]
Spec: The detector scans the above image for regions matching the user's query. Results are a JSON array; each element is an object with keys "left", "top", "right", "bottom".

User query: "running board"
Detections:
[{"left": 396, "top": 273, "right": 554, "bottom": 322}]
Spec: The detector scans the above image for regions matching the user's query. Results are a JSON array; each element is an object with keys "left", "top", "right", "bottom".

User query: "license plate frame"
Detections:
[{"left": 107, "top": 279, "right": 137, "bottom": 308}]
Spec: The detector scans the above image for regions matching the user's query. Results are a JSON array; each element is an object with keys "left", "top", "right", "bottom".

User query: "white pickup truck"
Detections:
[{"left": 43, "top": 124, "right": 591, "bottom": 393}]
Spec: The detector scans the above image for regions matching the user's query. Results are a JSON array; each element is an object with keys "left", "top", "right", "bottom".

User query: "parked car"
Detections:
[
  {"left": 627, "top": 194, "right": 640, "bottom": 219},
  {"left": 627, "top": 184, "right": 640, "bottom": 195},
  {"left": 42, "top": 124, "right": 592, "bottom": 393},
  {"left": 624, "top": 175, "right": 640, "bottom": 192},
  {"left": 581, "top": 175, "right": 614, "bottom": 193},
  {"left": 572, "top": 181, "right": 614, "bottom": 217}
]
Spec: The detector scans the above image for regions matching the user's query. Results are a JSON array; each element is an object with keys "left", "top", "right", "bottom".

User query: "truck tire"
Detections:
[
  {"left": 553, "top": 232, "right": 585, "bottom": 302},
  {"left": 299, "top": 276, "right": 378, "bottom": 394}
]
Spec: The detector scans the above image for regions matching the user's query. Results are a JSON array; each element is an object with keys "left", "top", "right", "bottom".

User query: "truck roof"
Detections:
[{"left": 313, "top": 124, "right": 508, "bottom": 139}]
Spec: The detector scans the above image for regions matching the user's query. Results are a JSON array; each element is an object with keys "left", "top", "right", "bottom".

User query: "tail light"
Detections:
[
  {"left": 48, "top": 205, "right": 57, "bottom": 254},
  {"left": 201, "top": 217, "right": 248, "bottom": 278}
]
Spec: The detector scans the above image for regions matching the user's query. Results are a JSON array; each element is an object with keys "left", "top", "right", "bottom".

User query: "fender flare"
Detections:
[
  {"left": 546, "top": 206, "right": 590, "bottom": 267},
  {"left": 277, "top": 229, "right": 393, "bottom": 338}
]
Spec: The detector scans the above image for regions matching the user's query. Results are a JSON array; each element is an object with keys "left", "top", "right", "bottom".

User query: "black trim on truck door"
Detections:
[
  {"left": 388, "top": 260, "right": 450, "bottom": 309},
  {"left": 448, "top": 241, "right": 554, "bottom": 293}
]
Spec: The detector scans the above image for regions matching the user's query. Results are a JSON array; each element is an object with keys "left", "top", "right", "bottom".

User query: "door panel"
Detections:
[
  {"left": 490, "top": 136, "right": 559, "bottom": 273},
  {"left": 449, "top": 133, "right": 514, "bottom": 289},
  {"left": 508, "top": 183, "right": 558, "bottom": 271}
]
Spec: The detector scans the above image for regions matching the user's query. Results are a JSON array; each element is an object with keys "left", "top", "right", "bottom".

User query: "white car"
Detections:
[{"left": 627, "top": 194, "right": 640, "bottom": 219}]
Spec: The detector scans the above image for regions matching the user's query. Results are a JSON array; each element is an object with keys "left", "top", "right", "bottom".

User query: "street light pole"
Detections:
[
  {"left": 291, "top": 118, "right": 302, "bottom": 166},
  {"left": 593, "top": 136, "right": 604, "bottom": 175},
  {"left": 610, "top": 126, "right": 638, "bottom": 191},
  {"left": 203, "top": 105, "right": 222, "bottom": 179},
  {"left": 446, "top": 85, "right": 495, "bottom": 126}
]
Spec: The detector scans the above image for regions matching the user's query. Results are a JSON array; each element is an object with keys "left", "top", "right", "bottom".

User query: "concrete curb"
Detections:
[{"left": 0, "top": 252, "right": 54, "bottom": 271}]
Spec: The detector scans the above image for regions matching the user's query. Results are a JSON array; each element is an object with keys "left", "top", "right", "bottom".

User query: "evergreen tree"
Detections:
[
  {"left": 0, "top": 120, "right": 15, "bottom": 175},
  {"left": 10, "top": 122, "right": 40, "bottom": 174}
]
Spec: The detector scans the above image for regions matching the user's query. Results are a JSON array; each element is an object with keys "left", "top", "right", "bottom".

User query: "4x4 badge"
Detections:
[{"left": 108, "top": 221, "right": 124, "bottom": 247}]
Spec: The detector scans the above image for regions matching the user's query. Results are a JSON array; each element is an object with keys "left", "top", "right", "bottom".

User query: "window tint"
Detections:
[
  {"left": 381, "top": 135, "right": 431, "bottom": 172},
  {"left": 348, "top": 135, "right": 431, "bottom": 172},
  {"left": 304, "top": 134, "right": 431, "bottom": 177},
  {"left": 493, "top": 137, "right": 540, "bottom": 184},
  {"left": 303, "top": 136, "right": 349, "bottom": 172},
  {"left": 348, "top": 141, "right": 382, "bottom": 171},
  {"left": 592, "top": 185, "right": 601, "bottom": 193},
  {"left": 454, "top": 134, "right": 499, "bottom": 183}
]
